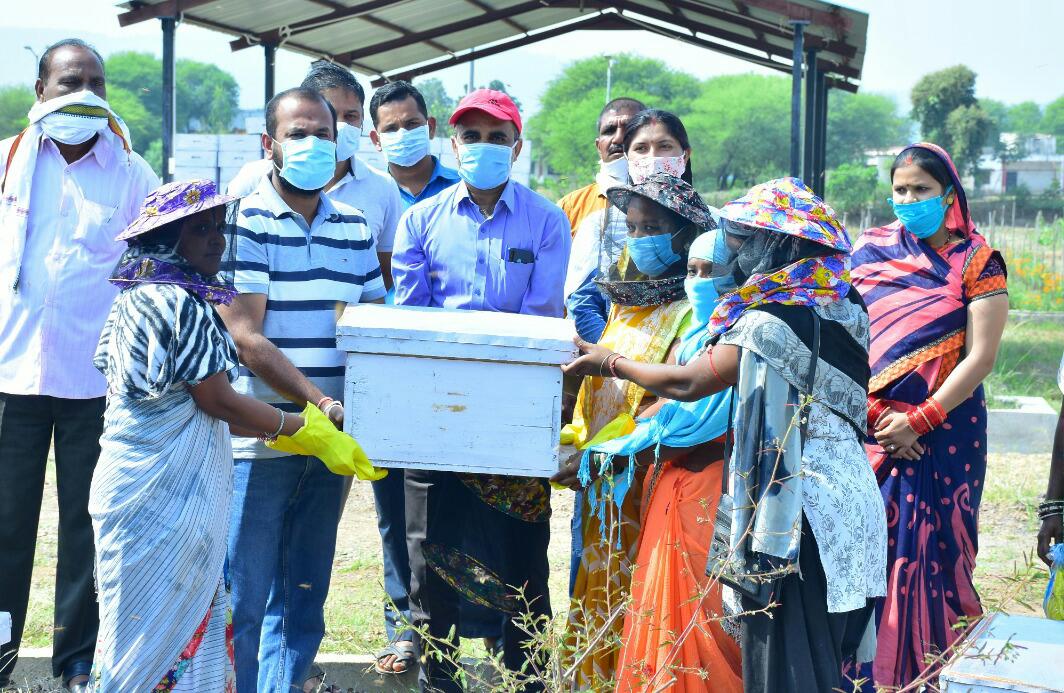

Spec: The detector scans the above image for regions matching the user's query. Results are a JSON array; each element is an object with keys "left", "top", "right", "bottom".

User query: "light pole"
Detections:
[
  {"left": 24, "top": 45, "right": 39, "bottom": 71},
  {"left": 605, "top": 56, "right": 616, "bottom": 103}
]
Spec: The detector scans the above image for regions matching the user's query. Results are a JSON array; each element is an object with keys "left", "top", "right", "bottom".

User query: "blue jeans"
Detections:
[
  {"left": 228, "top": 455, "right": 343, "bottom": 693},
  {"left": 370, "top": 468, "right": 412, "bottom": 642}
]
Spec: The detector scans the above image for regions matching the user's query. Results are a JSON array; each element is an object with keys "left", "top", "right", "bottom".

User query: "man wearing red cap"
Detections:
[{"left": 392, "top": 88, "right": 571, "bottom": 692}]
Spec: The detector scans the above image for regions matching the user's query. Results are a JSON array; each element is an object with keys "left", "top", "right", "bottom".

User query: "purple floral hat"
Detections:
[{"left": 116, "top": 178, "right": 237, "bottom": 242}]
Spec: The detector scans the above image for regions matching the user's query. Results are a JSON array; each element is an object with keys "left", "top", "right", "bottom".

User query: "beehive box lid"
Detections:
[
  {"left": 338, "top": 304, "right": 578, "bottom": 365},
  {"left": 940, "top": 613, "right": 1064, "bottom": 692}
]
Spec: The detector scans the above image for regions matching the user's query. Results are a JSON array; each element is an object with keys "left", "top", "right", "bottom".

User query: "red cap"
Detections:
[{"left": 449, "top": 88, "right": 522, "bottom": 135}]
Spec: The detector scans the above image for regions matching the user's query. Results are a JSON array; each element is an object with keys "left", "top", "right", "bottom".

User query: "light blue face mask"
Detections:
[
  {"left": 889, "top": 186, "right": 952, "bottom": 239},
  {"left": 378, "top": 124, "right": 431, "bottom": 167},
  {"left": 456, "top": 142, "right": 515, "bottom": 190},
  {"left": 275, "top": 135, "right": 336, "bottom": 191},
  {"left": 627, "top": 231, "right": 683, "bottom": 277},
  {"left": 684, "top": 275, "right": 719, "bottom": 325}
]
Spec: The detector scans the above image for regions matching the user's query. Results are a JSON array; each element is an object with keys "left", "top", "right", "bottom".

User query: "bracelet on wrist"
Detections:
[
  {"left": 323, "top": 401, "right": 343, "bottom": 418},
  {"left": 1039, "top": 499, "right": 1064, "bottom": 519},
  {"left": 260, "top": 409, "right": 286, "bottom": 443},
  {"left": 867, "top": 397, "right": 889, "bottom": 429},
  {"left": 906, "top": 397, "right": 947, "bottom": 436},
  {"left": 597, "top": 352, "right": 613, "bottom": 378},
  {"left": 316, "top": 396, "right": 334, "bottom": 411},
  {"left": 607, "top": 353, "right": 626, "bottom": 378}
]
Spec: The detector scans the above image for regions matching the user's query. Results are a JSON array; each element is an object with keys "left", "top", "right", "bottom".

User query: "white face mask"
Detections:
[
  {"left": 335, "top": 122, "right": 362, "bottom": 161},
  {"left": 629, "top": 155, "right": 686, "bottom": 184},
  {"left": 599, "top": 156, "right": 628, "bottom": 183},
  {"left": 36, "top": 92, "right": 113, "bottom": 146}
]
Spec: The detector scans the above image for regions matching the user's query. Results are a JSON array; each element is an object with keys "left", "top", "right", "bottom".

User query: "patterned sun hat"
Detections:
[
  {"left": 606, "top": 172, "right": 717, "bottom": 233},
  {"left": 718, "top": 177, "right": 851, "bottom": 252},
  {"left": 116, "top": 178, "right": 237, "bottom": 242}
]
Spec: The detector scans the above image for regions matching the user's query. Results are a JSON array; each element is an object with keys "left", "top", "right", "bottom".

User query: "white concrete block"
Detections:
[{"left": 940, "top": 613, "right": 1064, "bottom": 692}]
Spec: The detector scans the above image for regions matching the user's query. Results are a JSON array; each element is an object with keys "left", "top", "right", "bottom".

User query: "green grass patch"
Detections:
[{"left": 985, "top": 319, "right": 1064, "bottom": 407}]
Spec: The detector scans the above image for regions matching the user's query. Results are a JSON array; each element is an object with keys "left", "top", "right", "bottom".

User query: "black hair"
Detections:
[
  {"left": 890, "top": 145, "right": 969, "bottom": 227},
  {"left": 265, "top": 87, "right": 337, "bottom": 139},
  {"left": 38, "top": 38, "right": 104, "bottom": 82},
  {"left": 623, "top": 108, "right": 694, "bottom": 184},
  {"left": 890, "top": 147, "right": 952, "bottom": 190},
  {"left": 131, "top": 219, "right": 182, "bottom": 249},
  {"left": 368, "top": 80, "right": 428, "bottom": 127},
  {"left": 301, "top": 60, "right": 365, "bottom": 106},
  {"left": 598, "top": 97, "right": 646, "bottom": 130}
]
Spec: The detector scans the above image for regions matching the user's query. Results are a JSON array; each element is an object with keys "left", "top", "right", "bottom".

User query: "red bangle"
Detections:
[
  {"left": 707, "top": 347, "right": 731, "bottom": 385},
  {"left": 906, "top": 398, "right": 947, "bottom": 436},
  {"left": 607, "top": 353, "right": 626, "bottom": 378},
  {"left": 317, "top": 396, "right": 334, "bottom": 410},
  {"left": 867, "top": 397, "right": 889, "bottom": 429}
]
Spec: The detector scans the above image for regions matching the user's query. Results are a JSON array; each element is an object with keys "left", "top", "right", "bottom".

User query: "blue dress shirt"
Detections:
[
  {"left": 392, "top": 180, "right": 571, "bottom": 318},
  {"left": 398, "top": 156, "right": 460, "bottom": 210}
]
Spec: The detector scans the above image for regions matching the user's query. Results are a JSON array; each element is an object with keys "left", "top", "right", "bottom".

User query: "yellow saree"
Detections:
[{"left": 566, "top": 299, "right": 691, "bottom": 689}]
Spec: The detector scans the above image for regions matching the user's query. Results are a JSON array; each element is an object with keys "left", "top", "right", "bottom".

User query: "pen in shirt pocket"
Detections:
[{"left": 507, "top": 247, "right": 535, "bottom": 264}]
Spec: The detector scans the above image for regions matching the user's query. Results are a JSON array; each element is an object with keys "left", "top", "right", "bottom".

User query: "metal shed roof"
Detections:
[{"left": 118, "top": 0, "right": 868, "bottom": 91}]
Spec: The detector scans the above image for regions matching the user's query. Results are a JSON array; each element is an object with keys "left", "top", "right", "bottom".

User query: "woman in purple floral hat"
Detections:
[{"left": 87, "top": 179, "right": 380, "bottom": 692}]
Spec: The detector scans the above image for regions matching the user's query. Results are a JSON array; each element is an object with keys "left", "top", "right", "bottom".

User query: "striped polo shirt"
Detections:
[{"left": 230, "top": 177, "right": 386, "bottom": 459}]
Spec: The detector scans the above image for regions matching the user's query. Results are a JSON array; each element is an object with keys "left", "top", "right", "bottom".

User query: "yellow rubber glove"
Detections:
[
  {"left": 267, "top": 403, "right": 387, "bottom": 481},
  {"left": 551, "top": 413, "right": 636, "bottom": 489}
]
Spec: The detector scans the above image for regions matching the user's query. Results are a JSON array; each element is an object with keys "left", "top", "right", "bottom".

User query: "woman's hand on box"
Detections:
[
  {"left": 561, "top": 336, "right": 615, "bottom": 378},
  {"left": 550, "top": 450, "right": 586, "bottom": 491}
]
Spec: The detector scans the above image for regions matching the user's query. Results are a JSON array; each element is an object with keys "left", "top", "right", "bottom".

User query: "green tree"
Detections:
[
  {"left": 413, "top": 77, "right": 455, "bottom": 136},
  {"left": 911, "top": 65, "right": 978, "bottom": 144},
  {"left": 107, "top": 86, "right": 154, "bottom": 155},
  {"left": 826, "top": 91, "right": 908, "bottom": 169},
  {"left": 1042, "top": 95, "right": 1064, "bottom": 153},
  {"left": 527, "top": 54, "right": 699, "bottom": 185},
  {"left": 0, "top": 85, "right": 35, "bottom": 139},
  {"left": 176, "top": 60, "right": 239, "bottom": 133},
  {"left": 825, "top": 163, "right": 880, "bottom": 215},
  {"left": 106, "top": 52, "right": 164, "bottom": 119},
  {"left": 945, "top": 104, "right": 993, "bottom": 175},
  {"left": 1008, "top": 101, "right": 1043, "bottom": 135},
  {"left": 105, "top": 51, "right": 240, "bottom": 134},
  {"left": 483, "top": 79, "right": 522, "bottom": 111},
  {"left": 979, "top": 98, "right": 1009, "bottom": 142},
  {"left": 685, "top": 73, "right": 790, "bottom": 190}
]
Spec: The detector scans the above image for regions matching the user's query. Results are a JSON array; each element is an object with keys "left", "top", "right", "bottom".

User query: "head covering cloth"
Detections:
[
  {"left": 707, "top": 177, "right": 853, "bottom": 339},
  {"left": 110, "top": 179, "right": 239, "bottom": 305}
]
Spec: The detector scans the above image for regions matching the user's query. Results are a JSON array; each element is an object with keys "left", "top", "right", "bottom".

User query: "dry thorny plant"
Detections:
[
  {"left": 389, "top": 394, "right": 1046, "bottom": 692},
  {"left": 2, "top": 400, "right": 1047, "bottom": 693}
]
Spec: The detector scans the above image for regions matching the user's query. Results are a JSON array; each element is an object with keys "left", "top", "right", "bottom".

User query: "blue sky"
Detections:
[{"left": 1, "top": 0, "right": 1060, "bottom": 118}]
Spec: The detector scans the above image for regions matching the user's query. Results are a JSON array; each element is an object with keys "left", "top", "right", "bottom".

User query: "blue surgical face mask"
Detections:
[
  {"left": 684, "top": 275, "right": 719, "bottom": 325},
  {"left": 456, "top": 142, "right": 515, "bottom": 190},
  {"left": 274, "top": 135, "right": 336, "bottom": 191},
  {"left": 378, "top": 124, "right": 431, "bottom": 167},
  {"left": 889, "top": 186, "right": 952, "bottom": 239},
  {"left": 627, "top": 231, "right": 683, "bottom": 277}
]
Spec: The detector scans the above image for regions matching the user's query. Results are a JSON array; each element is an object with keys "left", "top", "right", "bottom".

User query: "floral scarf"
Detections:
[{"left": 110, "top": 244, "right": 236, "bottom": 306}]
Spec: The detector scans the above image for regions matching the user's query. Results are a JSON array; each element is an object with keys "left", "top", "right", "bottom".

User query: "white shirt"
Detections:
[
  {"left": 0, "top": 135, "right": 159, "bottom": 398},
  {"left": 226, "top": 156, "right": 402, "bottom": 251}
]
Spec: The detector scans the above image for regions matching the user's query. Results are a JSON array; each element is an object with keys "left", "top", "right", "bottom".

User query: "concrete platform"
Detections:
[
  {"left": 7, "top": 648, "right": 419, "bottom": 692},
  {"left": 988, "top": 395, "right": 1058, "bottom": 454}
]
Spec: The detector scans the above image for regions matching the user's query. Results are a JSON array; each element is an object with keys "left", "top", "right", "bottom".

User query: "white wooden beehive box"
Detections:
[
  {"left": 337, "top": 304, "right": 577, "bottom": 477},
  {"left": 940, "top": 613, "right": 1064, "bottom": 693}
]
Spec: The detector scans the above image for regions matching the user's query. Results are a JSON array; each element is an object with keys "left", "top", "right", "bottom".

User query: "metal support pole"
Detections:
[
  {"left": 264, "top": 44, "right": 276, "bottom": 104},
  {"left": 605, "top": 57, "right": 616, "bottom": 103},
  {"left": 814, "top": 73, "right": 829, "bottom": 198},
  {"left": 789, "top": 20, "right": 808, "bottom": 178},
  {"left": 161, "top": 16, "right": 175, "bottom": 183},
  {"left": 468, "top": 60, "right": 475, "bottom": 93},
  {"left": 803, "top": 48, "right": 818, "bottom": 183}
]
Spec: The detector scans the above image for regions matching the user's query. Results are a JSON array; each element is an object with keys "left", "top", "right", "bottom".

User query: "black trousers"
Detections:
[
  {"left": 741, "top": 518, "right": 874, "bottom": 693},
  {"left": 0, "top": 394, "right": 103, "bottom": 683},
  {"left": 406, "top": 470, "right": 551, "bottom": 693}
]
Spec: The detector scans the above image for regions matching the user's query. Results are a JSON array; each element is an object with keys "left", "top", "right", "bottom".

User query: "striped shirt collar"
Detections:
[{"left": 250, "top": 174, "right": 343, "bottom": 227}]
